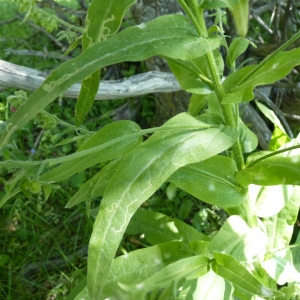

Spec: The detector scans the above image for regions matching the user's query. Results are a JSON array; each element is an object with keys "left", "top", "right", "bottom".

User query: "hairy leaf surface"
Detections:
[{"left": 87, "top": 113, "right": 238, "bottom": 299}]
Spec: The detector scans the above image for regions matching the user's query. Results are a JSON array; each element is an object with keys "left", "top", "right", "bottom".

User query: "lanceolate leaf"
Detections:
[
  {"left": 223, "top": 48, "right": 300, "bottom": 103},
  {"left": 102, "top": 241, "right": 192, "bottom": 298},
  {"left": 234, "top": 142, "right": 300, "bottom": 186},
  {"left": 0, "top": 14, "right": 221, "bottom": 148},
  {"left": 40, "top": 121, "right": 141, "bottom": 182},
  {"left": 226, "top": 37, "right": 250, "bottom": 68},
  {"left": 126, "top": 255, "right": 209, "bottom": 296},
  {"left": 126, "top": 209, "right": 209, "bottom": 246},
  {"left": 76, "top": 0, "right": 137, "bottom": 126},
  {"left": 230, "top": 0, "right": 249, "bottom": 37},
  {"left": 87, "top": 113, "right": 238, "bottom": 299},
  {"left": 212, "top": 252, "right": 277, "bottom": 298},
  {"left": 168, "top": 155, "right": 246, "bottom": 207}
]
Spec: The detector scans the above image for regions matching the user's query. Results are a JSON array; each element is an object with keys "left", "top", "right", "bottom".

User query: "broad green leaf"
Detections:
[
  {"left": 234, "top": 143, "right": 300, "bottom": 186},
  {"left": 87, "top": 113, "right": 238, "bottom": 299},
  {"left": 230, "top": 0, "right": 249, "bottom": 37},
  {"left": 178, "top": 269, "right": 234, "bottom": 300},
  {"left": 76, "top": 0, "right": 137, "bottom": 126},
  {"left": 126, "top": 209, "right": 209, "bottom": 246},
  {"left": 102, "top": 241, "right": 192, "bottom": 298},
  {"left": 188, "top": 93, "right": 208, "bottom": 116},
  {"left": 168, "top": 155, "right": 246, "bottom": 207},
  {"left": 168, "top": 59, "right": 212, "bottom": 94},
  {"left": 65, "top": 159, "right": 121, "bottom": 208},
  {"left": 263, "top": 186, "right": 300, "bottom": 251},
  {"left": 206, "top": 215, "right": 268, "bottom": 262},
  {"left": 212, "top": 252, "right": 277, "bottom": 298},
  {"left": 226, "top": 37, "right": 250, "bottom": 68},
  {"left": 0, "top": 14, "right": 221, "bottom": 148},
  {"left": 223, "top": 48, "right": 300, "bottom": 103},
  {"left": 248, "top": 184, "right": 294, "bottom": 218},
  {"left": 201, "top": 0, "right": 240, "bottom": 9},
  {"left": 124, "top": 255, "right": 209, "bottom": 296},
  {"left": 40, "top": 121, "right": 141, "bottom": 182}
]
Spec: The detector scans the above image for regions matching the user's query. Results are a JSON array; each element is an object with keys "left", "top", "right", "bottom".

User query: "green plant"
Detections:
[{"left": 1, "top": 0, "right": 300, "bottom": 299}]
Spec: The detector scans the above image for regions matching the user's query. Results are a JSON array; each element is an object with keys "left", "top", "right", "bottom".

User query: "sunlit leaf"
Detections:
[
  {"left": 212, "top": 252, "right": 278, "bottom": 298},
  {"left": 235, "top": 140, "right": 300, "bottom": 186},
  {"left": 102, "top": 241, "right": 192, "bottom": 298},
  {"left": 263, "top": 186, "right": 300, "bottom": 251},
  {"left": 87, "top": 113, "right": 238, "bottom": 299},
  {"left": 206, "top": 215, "right": 268, "bottom": 262},
  {"left": 178, "top": 269, "right": 234, "bottom": 300}
]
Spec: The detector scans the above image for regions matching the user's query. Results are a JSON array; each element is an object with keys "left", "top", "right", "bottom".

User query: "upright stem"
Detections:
[
  {"left": 184, "top": 3, "right": 260, "bottom": 227},
  {"left": 189, "top": 6, "right": 245, "bottom": 170}
]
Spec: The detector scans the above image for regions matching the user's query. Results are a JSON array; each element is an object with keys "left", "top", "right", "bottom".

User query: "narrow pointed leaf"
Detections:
[
  {"left": 76, "top": 0, "right": 137, "bottom": 125},
  {"left": 212, "top": 252, "right": 277, "bottom": 298},
  {"left": 40, "top": 121, "right": 141, "bottom": 182},
  {"left": 230, "top": 0, "right": 249, "bottom": 37},
  {"left": 0, "top": 14, "right": 221, "bottom": 148},
  {"left": 226, "top": 37, "right": 250, "bottom": 68},
  {"left": 126, "top": 209, "right": 209, "bottom": 245},
  {"left": 235, "top": 141, "right": 300, "bottom": 186},
  {"left": 65, "top": 159, "right": 121, "bottom": 208},
  {"left": 168, "top": 155, "right": 246, "bottom": 207},
  {"left": 87, "top": 113, "right": 238, "bottom": 299},
  {"left": 102, "top": 241, "right": 192, "bottom": 298},
  {"left": 223, "top": 48, "right": 300, "bottom": 103},
  {"left": 127, "top": 255, "right": 209, "bottom": 295}
]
